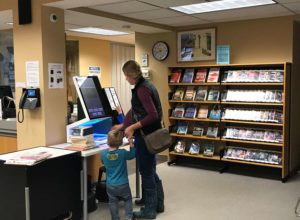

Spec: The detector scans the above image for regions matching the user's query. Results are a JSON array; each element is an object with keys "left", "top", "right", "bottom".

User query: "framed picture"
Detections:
[{"left": 177, "top": 28, "right": 216, "bottom": 62}]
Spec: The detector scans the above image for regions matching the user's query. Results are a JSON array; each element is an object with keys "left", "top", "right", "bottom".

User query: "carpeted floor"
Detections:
[{"left": 89, "top": 162, "right": 300, "bottom": 220}]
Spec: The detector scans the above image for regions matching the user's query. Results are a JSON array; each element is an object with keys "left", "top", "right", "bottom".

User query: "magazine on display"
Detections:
[
  {"left": 182, "top": 68, "right": 195, "bottom": 83},
  {"left": 183, "top": 86, "right": 196, "bottom": 101},
  {"left": 207, "top": 90, "right": 220, "bottom": 101},
  {"left": 194, "top": 68, "right": 207, "bottom": 83},
  {"left": 189, "top": 142, "right": 200, "bottom": 155},
  {"left": 206, "top": 126, "right": 218, "bottom": 138},
  {"left": 194, "top": 87, "right": 208, "bottom": 101},
  {"left": 172, "top": 87, "right": 185, "bottom": 100},
  {"left": 172, "top": 105, "right": 185, "bottom": 118},
  {"left": 207, "top": 68, "right": 220, "bottom": 83},
  {"left": 184, "top": 106, "right": 197, "bottom": 118},
  {"left": 197, "top": 105, "right": 209, "bottom": 119},
  {"left": 177, "top": 121, "right": 188, "bottom": 135},
  {"left": 174, "top": 140, "right": 186, "bottom": 153},
  {"left": 169, "top": 69, "right": 182, "bottom": 83},
  {"left": 203, "top": 143, "right": 214, "bottom": 157},
  {"left": 192, "top": 125, "right": 204, "bottom": 136}
]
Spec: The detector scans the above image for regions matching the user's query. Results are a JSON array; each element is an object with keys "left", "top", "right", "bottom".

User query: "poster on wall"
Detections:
[
  {"left": 26, "top": 61, "right": 40, "bottom": 87},
  {"left": 48, "top": 63, "right": 64, "bottom": 89}
]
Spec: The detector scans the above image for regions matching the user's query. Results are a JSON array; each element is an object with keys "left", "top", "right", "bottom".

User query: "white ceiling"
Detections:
[{"left": 1, "top": 0, "right": 300, "bottom": 44}]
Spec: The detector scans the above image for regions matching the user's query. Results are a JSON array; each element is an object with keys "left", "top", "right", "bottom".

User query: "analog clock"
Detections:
[{"left": 152, "top": 41, "right": 169, "bottom": 61}]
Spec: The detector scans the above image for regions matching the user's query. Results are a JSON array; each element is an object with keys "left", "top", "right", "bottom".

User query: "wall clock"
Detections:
[{"left": 152, "top": 41, "right": 169, "bottom": 61}]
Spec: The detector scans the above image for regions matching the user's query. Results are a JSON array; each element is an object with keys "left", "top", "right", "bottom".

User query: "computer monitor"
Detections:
[
  {"left": 73, "top": 76, "right": 111, "bottom": 120},
  {"left": 0, "top": 85, "right": 13, "bottom": 99}
]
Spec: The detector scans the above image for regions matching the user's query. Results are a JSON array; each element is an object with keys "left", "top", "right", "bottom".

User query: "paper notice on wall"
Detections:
[
  {"left": 88, "top": 66, "right": 101, "bottom": 78},
  {"left": 48, "top": 63, "right": 64, "bottom": 89},
  {"left": 26, "top": 61, "right": 40, "bottom": 87}
]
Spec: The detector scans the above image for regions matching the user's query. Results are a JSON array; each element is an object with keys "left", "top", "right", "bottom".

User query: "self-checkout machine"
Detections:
[{"left": 66, "top": 75, "right": 123, "bottom": 219}]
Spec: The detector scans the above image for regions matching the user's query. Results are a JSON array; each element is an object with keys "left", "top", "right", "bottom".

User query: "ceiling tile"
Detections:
[
  {"left": 150, "top": 15, "right": 208, "bottom": 26},
  {"left": 45, "top": 0, "right": 130, "bottom": 9},
  {"left": 123, "top": 8, "right": 183, "bottom": 20},
  {"left": 138, "top": 0, "right": 207, "bottom": 8},
  {"left": 193, "top": 4, "right": 293, "bottom": 22},
  {"left": 283, "top": 2, "right": 300, "bottom": 11},
  {"left": 92, "top": 1, "right": 159, "bottom": 14}
]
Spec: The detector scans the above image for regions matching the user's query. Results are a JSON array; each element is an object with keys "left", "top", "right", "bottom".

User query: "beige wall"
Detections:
[
  {"left": 135, "top": 15, "right": 297, "bottom": 127},
  {"left": 67, "top": 36, "right": 112, "bottom": 87}
]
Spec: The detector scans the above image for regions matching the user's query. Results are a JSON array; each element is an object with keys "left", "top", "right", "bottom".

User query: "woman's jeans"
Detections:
[
  {"left": 106, "top": 183, "right": 133, "bottom": 220},
  {"left": 135, "top": 134, "right": 160, "bottom": 189}
]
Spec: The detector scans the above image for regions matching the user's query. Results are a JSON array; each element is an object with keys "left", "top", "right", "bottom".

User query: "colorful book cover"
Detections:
[
  {"left": 207, "top": 67, "right": 220, "bottom": 83},
  {"left": 169, "top": 69, "right": 182, "bottom": 83},
  {"left": 182, "top": 68, "right": 195, "bottom": 83},
  {"left": 172, "top": 87, "right": 185, "bottom": 100},
  {"left": 183, "top": 86, "right": 196, "bottom": 101},
  {"left": 194, "top": 88, "right": 207, "bottom": 101},
  {"left": 194, "top": 68, "right": 207, "bottom": 83},
  {"left": 197, "top": 105, "right": 209, "bottom": 119}
]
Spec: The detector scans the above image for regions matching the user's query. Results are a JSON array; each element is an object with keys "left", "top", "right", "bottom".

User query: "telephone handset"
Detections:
[
  {"left": 19, "top": 88, "right": 40, "bottom": 109},
  {"left": 18, "top": 88, "right": 40, "bottom": 123}
]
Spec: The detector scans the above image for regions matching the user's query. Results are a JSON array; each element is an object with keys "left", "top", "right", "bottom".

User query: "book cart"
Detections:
[{"left": 167, "top": 63, "right": 291, "bottom": 182}]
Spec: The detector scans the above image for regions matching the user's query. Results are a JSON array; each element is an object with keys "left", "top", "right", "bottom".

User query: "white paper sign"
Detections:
[
  {"left": 26, "top": 61, "right": 40, "bottom": 87},
  {"left": 48, "top": 63, "right": 64, "bottom": 89},
  {"left": 88, "top": 66, "right": 101, "bottom": 78}
]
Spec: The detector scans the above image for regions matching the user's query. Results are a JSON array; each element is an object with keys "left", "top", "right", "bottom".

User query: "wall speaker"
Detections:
[{"left": 18, "top": 0, "right": 32, "bottom": 25}]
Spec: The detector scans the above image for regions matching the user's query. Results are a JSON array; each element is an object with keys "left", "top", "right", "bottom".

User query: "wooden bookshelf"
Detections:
[{"left": 167, "top": 63, "right": 290, "bottom": 181}]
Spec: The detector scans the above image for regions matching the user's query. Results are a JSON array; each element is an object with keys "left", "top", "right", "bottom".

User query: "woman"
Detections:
[{"left": 122, "top": 60, "right": 165, "bottom": 219}]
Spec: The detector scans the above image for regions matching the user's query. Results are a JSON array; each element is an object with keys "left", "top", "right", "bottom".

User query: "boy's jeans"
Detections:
[{"left": 107, "top": 183, "right": 133, "bottom": 220}]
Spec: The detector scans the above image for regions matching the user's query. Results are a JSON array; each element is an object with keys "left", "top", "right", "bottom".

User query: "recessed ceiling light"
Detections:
[
  {"left": 170, "top": 0, "right": 276, "bottom": 14},
  {"left": 68, "top": 27, "right": 128, "bottom": 36},
  {"left": 6, "top": 22, "right": 13, "bottom": 25}
]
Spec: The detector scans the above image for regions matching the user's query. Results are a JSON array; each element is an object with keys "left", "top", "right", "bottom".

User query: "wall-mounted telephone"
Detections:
[
  {"left": 19, "top": 88, "right": 40, "bottom": 109},
  {"left": 18, "top": 88, "right": 40, "bottom": 123}
]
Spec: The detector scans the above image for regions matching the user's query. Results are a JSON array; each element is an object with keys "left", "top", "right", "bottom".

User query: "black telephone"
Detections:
[{"left": 19, "top": 88, "right": 40, "bottom": 109}]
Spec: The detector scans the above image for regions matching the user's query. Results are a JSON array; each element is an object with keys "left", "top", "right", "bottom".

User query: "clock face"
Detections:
[{"left": 152, "top": 41, "right": 169, "bottom": 61}]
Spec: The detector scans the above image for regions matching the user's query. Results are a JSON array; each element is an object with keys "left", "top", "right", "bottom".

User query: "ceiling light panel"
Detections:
[
  {"left": 68, "top": 27, "right": 128, "bottom": 35},
  {"left": 171, "top": 0, "right": 276, "bottom": 14}
]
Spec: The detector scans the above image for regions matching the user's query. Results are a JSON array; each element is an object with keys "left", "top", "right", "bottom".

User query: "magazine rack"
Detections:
[{"left": 167, "top": 63, "right": 291, "bottom": 181}]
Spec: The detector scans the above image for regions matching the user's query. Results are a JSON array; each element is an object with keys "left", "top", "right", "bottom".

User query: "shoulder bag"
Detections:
[{"left": 132, "top": 111, "right": 172, "bottom": 154}]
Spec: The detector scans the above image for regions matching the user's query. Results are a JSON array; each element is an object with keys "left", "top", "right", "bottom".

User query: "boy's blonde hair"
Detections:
[{"left": 107, "top": 130, "right": 123, "bottom": 147}]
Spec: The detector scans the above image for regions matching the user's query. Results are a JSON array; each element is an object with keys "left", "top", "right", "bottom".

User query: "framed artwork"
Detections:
[{"left": 177, "top": 28, "right": 216, "bottom": 62}]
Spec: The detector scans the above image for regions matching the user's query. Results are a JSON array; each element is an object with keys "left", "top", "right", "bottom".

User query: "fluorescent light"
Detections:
[
  {"left": 6, "top": 22, "right": 13, "bottom": 25},
  {"left": 68, "top": 27, "right": 128, "bottom": 36},
  {"left": 171, "top": 0, "right": 276, "bottom": 14}
]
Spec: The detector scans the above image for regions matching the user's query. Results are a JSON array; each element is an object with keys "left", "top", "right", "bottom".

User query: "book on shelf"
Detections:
[
  {"left": 169, "top": 69, "right": 182, "bottom": 83},
  {"left": 189, "top": 142, "right": 200, "bottom": 155},
  {"left": 181, "top": 68, "right": 195, "bottom": 83},
  {"left": 183, "top": 86, "right": 196, "bottom": 101},
  {"left": 206, "top": 126, "right": 218, "bottom": 138},
  {"left": 194, "top": 87, "right": 207, "bottom": 101},
  {"left": 172, "top": 87, "right": 185, "bottom": 100},
  {"left": 184, "top": 106, "right": 197, "bottom": 118},
  {"left": 203, "top": 143, "right": 214, "bottom": 157},
  {"left": 172, "top": 105, "right": 185, "bottom": 118},
  {"left": 207, "top": 90, "right": 220, "bottom": 101},
  {"left": 197, "top": 105, "right": 209, "bottom": 119},
  {"left": 194, "top": 68, "right": 207, "bottom": 83},
  {"left": 209, "top": 107, "right": 221, "bottom": 120},
  {"left": 192, "top": 125, "right": 204, "bottom": 136},
  {"left": 207, "top": 67, "right": 220, "bottom": 83},
  {"left": 174, "top": 140, "right": 186, "bottom": 153},
  {"left": 177, "top": 121, "right": 188, "bottom": 135}
]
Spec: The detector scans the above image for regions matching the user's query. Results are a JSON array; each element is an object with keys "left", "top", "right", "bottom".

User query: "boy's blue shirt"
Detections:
[{"left": 101, "top": 147, "right": 135, "bottom": 186}]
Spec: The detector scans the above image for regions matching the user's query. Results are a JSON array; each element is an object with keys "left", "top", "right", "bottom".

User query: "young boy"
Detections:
[{"left": 101, "top": 130, "right": 136, "bottom": 220}]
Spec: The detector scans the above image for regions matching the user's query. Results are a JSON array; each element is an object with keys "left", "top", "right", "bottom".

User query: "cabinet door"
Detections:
[{"left": 0, "top": 136, "right": 17, "bottom": 154}]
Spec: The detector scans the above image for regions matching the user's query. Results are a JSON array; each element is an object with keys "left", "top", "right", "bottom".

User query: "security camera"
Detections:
[{"left": 50, "top": 13, "right": 58, "bottom": 23}]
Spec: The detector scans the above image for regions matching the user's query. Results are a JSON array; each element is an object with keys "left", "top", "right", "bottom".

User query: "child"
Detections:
[{"left": 101, "top": 130, "right": 136, "bottom": 220}]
